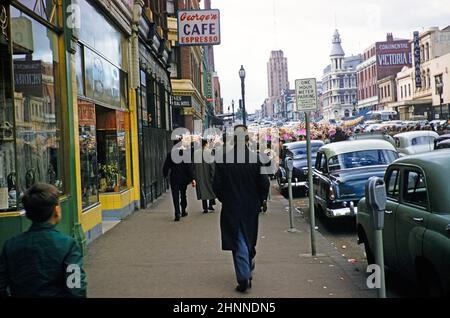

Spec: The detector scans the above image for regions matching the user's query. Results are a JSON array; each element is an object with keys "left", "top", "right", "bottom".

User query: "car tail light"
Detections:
[{"left": 329, "top": 186, "right": 336, "bottom": 201}]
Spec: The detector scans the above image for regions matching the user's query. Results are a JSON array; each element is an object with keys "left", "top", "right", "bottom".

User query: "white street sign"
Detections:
[{"left": 296, "top": 78, "right": 317, "bottom": 112}]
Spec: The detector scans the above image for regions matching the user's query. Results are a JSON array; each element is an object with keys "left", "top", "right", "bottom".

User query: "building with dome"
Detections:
[{"left": 322, "top": 30, "right": 362, "bottom": 121}]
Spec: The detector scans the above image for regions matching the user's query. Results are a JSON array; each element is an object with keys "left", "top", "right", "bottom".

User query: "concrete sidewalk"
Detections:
[{"left": 84, "top": 184, "right": 376, "bottom": 298}]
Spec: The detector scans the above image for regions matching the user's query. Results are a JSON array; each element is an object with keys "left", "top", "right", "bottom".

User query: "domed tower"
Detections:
[{"left": 330, "top": 29, "right": 345, "bottom": 71}]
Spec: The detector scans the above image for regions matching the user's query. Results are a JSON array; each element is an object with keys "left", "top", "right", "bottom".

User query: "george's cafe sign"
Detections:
[{"left": 177, "top": 9, "right": 220, "bottom": 46}]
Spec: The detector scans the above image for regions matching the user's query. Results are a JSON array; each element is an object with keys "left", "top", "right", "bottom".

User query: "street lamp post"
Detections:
[
  {"left": 239, "top": 65, "right": 246, "bottom": 126},
  {"left": 352, "top": 99, "right": 357, "bottom": 116},
  {"left": 232, "top": 100, "right": 235, "bottom": 124},
  {"left": 437, "top": 81, "right": 444, "bottom": 119}
]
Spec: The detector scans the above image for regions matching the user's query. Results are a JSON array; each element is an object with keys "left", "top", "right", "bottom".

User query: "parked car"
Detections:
[
  {"left": 394, "top": 131, "right": 439, "bottom": 157},
  {"left": 277, "top": 141, "right": 324, "bottom": 195},
  {"left": 348, "top": 131, "right": 396, "bottom": 147},
  {"left": 436, "top": 139, "right": 450, "bottom": 149},
  {"left": 434, "top": 133, "right": 450, "bottom": 149},
  {"left": 311, "top": 140, "right": 398, "bottom": 219},
  {"left": 357, "top": 150, "right": 450, "bottom": 296}
]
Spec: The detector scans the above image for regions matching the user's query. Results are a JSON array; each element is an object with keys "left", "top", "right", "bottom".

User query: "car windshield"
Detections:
[
  {"left": 291, "top": 146, "right": 322, "bottom": 159},
  {"left": 328, "top": 150, "right": 398, "bottom": 171}
]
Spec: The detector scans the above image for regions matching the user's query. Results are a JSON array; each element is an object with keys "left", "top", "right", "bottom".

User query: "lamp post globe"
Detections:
[{"left": 239, "top": 65, "right": 246, "bottom": 126}]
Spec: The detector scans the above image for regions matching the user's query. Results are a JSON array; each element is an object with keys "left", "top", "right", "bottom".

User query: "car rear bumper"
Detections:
[
  {"left": 325, "top": 204, "right": 358, "bottom": 218},
  {"left": 279, "top": 180, "right": 307, "bottom": 189}
]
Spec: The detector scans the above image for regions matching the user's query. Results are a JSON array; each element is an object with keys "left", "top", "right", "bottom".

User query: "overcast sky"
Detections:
[{"left": 211, "top": 0, "right": 450, "bottom": 113}]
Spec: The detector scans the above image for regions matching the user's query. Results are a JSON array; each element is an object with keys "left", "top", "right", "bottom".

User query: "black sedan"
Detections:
[{"left": 276, "top": 141, "right": 324, "bottom": 196}]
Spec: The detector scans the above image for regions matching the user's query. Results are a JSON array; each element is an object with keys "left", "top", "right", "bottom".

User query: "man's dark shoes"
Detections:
[
  {"left": 174, "top": 216, "right": 181, "bottom": 222},
  {"left": 235, "top": 279, "right": 252, "bottom": 293},
  {"left": 181, "top": 211, "right": 188, "bottom": 217},
  {"left": 262, "top": 200, "right": 267, "bottom": 213},
  {"left": 208, "top": 206, "right": 215, "bottom": 211},
  {"left": 203, "top": 210, "right": 208, "bottom": 214}
]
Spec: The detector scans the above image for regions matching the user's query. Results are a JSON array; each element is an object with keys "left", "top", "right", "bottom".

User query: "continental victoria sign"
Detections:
[
  {"left": 177, "top": 9, "right": 221, "bottom": 46},
  {"left": 376, "top": 40, "right": 412, "bottom": 68}
]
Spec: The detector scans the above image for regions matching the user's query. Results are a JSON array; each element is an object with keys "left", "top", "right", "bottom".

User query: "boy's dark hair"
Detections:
[{"left": 22, "top": 183, "right": 59, "bottom": 223}]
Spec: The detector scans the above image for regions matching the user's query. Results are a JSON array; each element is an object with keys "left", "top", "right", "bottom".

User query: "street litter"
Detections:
[
  {"left": 347, "top": 258, "right": 358, "bottom": 264},
  {"left": 342, "top": 245, "right": 347, "bottom": 249}
]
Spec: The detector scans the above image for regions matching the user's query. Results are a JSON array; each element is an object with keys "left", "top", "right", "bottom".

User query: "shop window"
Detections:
[
  {"left": 96, "top": 107, "right": 128, "bottom": 193},
  {"left": 78, "top": 99, "right": 98, "bottom": 209},
  {"left": 75, "top": 44, "right": 84, "bottom": 96},
  {"left": 79, "top": 0, "right": 122, "bottom": 67},
  {"left": 0, "top": 16, "right": 16, "bottom": 211},
  {"left": 9, "top": 7, "right": 63, "bottom": 205},
  {"left": 15, "top": 0, "right": 59, "bottom": 27},
  {"left": 84, "top": 47, "right": 122, "bottom": 108}
]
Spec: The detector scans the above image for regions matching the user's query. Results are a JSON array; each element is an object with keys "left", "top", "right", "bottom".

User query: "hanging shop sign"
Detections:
[
  {"left": 177, "top": 9, "right": 221, "bottom": 46},
  {"left": 413, "top": 31, "right": 422, "bottom": 89},
  {"left": 173, "top": 95, "right": 192, "bottom": 108}
]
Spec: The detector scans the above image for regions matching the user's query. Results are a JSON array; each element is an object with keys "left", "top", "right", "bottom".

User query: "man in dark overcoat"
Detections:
[
  {"left": 163, "top": 140, "right": 195, "bottom": 222},
  {"left": 213, "top": 125, "right": 270, "bottom": 292}
]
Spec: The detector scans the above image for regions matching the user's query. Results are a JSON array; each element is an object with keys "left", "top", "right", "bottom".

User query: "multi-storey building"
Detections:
[
  {"left": 322, "top": 30, "right": 361, "bottom": 121},
  {"left": 265, "top": 50, "right": 289, "bottom": 118},
  {"left": 411, "top": 26, "right": 450, "bottom": 120},
  {"left": 357, "top": 33, "right": 412, "bottom": 112},
  {"left": 387, "top": 26, "right": 450, "bottom": 120}
]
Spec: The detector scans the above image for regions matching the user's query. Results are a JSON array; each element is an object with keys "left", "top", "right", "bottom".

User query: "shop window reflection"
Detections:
[
  {"left": 15, "top": 0, "right": 59, "bottom": 27},
  {"left": 11, "top": 7, "right": 62, "bottom": 199},
  {"left": 0, "top": 15, "right": 17, "bottom": 211}
]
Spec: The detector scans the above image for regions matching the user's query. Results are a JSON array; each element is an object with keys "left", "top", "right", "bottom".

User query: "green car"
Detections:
[{"left": 357, "top": 150, "right": 450, "bottom": 297}]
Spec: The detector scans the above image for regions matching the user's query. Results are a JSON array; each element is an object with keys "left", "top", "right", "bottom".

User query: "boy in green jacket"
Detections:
[{"left": 0, "top": 183, "right": 87, "bottom": 297}]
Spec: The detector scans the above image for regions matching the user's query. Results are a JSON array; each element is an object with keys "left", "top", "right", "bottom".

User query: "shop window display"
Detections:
[
  {"left": 96, "top": 107, "right": 128, "bottom": 193},
  {"left": 78, "top": 99, "right": 98, "bottom": 209}
]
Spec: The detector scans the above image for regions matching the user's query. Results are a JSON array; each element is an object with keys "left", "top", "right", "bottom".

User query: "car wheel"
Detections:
[{"left": 417, "top": 262, "right": 444, "bottom": 298}]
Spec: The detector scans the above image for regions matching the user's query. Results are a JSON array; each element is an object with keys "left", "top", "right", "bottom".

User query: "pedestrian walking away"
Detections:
[
  {"left": 193, "top": 139, "right": 217, "bottom": 214},
  {"left": 213, "top": 125, "right": 270, "bottom": 293},
  {"left": 163, "top": 139, "right": 196, "bottom": 222}
]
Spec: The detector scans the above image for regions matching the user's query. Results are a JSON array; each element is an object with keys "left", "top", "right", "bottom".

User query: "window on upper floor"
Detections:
[{"left": 167, "top": 0, "right": 175, "bottom": 14}]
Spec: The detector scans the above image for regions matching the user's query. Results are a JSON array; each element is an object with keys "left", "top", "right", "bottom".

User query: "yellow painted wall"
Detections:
[
  {"left": 99, "top": 188, "right": 136, "bottom": 211},
  {"left": 80, "top": 205, "right": 102, "bottom": 233}
]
